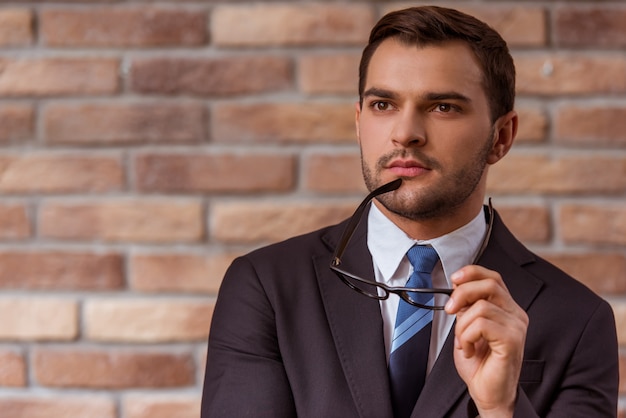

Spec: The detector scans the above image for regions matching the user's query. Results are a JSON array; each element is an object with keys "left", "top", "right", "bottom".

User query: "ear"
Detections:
[
  {"left": 354, "top": 101, "right": 362, "bottom": 145},
  {"left": 487, "top": 110, "right": 518, "bottom": 165}
]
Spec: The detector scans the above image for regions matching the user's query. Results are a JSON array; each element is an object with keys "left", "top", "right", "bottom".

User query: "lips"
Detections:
[{"left": 387, "top": 159, "right": 430, "bottom": 177}]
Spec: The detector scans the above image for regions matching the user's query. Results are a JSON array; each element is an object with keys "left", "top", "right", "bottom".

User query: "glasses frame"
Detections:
[{"left": 329, "top": 178, "right": 494, "bottom": 310}]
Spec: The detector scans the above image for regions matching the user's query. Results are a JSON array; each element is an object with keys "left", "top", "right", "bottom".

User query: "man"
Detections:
[{"left": 202, "top": 6, "right": 618, "bottom": 417}]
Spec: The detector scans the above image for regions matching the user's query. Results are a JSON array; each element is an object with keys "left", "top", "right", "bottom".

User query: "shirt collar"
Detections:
[{"left": 367, "top": 203, "right": 488, "bottom": 284}]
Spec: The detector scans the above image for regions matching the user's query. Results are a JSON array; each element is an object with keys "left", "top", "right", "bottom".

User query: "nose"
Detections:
[{"left": 391, "top": 109, "right": 426, "bottom": 147}]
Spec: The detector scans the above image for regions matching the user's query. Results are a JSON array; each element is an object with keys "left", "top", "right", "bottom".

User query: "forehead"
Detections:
[{"left": 365, "top": 38, "right": 487, "bottom": 101}]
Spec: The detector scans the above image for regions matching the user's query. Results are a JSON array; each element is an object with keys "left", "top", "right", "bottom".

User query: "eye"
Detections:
[
  {"left": 370, "top": 101, "right": 394, "bottom": 112},
  {"left": 435, "top": 103, "right": 452, "bottom": 112}
]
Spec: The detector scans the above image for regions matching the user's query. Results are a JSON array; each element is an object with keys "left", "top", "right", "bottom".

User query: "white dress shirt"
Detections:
[{"left": 367, "top": 202, "right": 488, "bottom": 374}]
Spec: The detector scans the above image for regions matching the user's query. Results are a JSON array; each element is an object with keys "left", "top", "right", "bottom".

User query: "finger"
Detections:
[
  {"left": 454, "top": 301, "right": 527, "bottom": 357},
  {"left": 445, "top": 267, "right": 512, "bottom": 314}
]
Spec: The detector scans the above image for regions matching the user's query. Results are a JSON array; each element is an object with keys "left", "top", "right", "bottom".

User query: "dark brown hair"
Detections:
[{"left": 358, "top": 6, "right": 515, "bottom": 122}]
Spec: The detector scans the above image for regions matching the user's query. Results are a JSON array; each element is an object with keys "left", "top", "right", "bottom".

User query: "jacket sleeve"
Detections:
[{"left": 201, "top": 256, "right": 297, "bottom": 418}]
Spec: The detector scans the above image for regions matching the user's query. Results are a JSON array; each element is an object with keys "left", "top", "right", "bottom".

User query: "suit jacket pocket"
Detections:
[{"left": 519, "top": 359, "right": 544, "bottom": 383}]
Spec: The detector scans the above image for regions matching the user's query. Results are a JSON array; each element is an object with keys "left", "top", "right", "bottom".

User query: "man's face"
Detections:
[{"left": 355, "top": 38, "right": 498, "bottom": 222}]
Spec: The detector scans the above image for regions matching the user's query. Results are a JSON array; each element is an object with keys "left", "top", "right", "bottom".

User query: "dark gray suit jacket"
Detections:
[{"left": 202, "top": 209, "right": 618, "bottom": 417}]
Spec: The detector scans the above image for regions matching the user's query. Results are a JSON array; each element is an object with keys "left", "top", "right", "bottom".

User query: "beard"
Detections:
[{"left": 361, "top": 129, "right": 495, "bottom": 221}]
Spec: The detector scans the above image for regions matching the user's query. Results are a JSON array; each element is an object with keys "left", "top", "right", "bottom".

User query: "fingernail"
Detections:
[{"left": 445, "top": 297, "right": 455, "bottom": 312}]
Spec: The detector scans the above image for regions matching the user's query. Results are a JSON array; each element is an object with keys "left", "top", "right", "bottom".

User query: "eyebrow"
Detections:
[{"left": 362, "top": 87, "right": 472, "bottom": 104}]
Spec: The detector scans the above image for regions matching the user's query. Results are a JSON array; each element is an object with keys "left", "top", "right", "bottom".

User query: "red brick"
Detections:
[
  {"left": 487, "top": 154, "right": 626, "bottom": 194},
  {"left": 0, "top": 251, "right": 124, "bottom": 291},
  {"left": 515, "top": 107, "right": 548, "bottom": 143},
  {"left": 135, "top": 152, "right": 295, "bottom": 193},
  {"left": 555, "top": 6, "right": 626, "bottom": 47},
  {"left": 34, "top": 349, "right": 195, "bottom": 389},
  {"left": 41, "top": 8, "right": 206, "bottom": 47},
  {"left": 0, "top": 58, "right": 118, "bottom": 97},
  {"left": 40, "top": 200, "right": 204, "bottom": 243},
  {"left": 0, "top": 104, "right": 34, "bottom": 143},
  {"left": 299, "top": 53, "right": 360, "bottom": 95},
  {"left": 515, "top": 53, "right": 626, "bottom": 95},
  {"left": 44, "top": 103, "right": 205, "bottom": 145},
  {"left": 0, "top": 396, "right": 115, "bottom": 418},
  {"left": 124, "top": 395, "right": 200, "bottom": 418},
  {"left": 211, "top": 201, "right": 355, "bottom": 244},
  {"left": 0, "top": 9, "right": 33, "bottom": 47},
  {"left": 542, "top": 253, "right": 626, "bottom": 295},
  {"left": 85, "top": 298, "right": 213, "bottom": 342},
  {"left": 0, "top": 350, "right": 26, "bottom": 387},
  {"left": 131, "top": 56, "right": 292, "bottom": 96},
  {"left": 0, "top": 204, "right": 30, "bottom": 240},
  {"left": 130, "top": 252, "right": 237, "bottom": 293},
  {"left": 212, "top": 102, "right": 355, "bottom": 143},
  {"left": 0, "top": 154, "right": 123, "bottom": 193},
  {"left": 494, "top": 205, "right": 550, "bottom": 243},
  {"left": 559, "top": 204, "right": 626, "bottom": 246},
  {"left": 555, "top": 105, "right": 626, "bottom": 146},
  {"left": 304, "top": 152, "right": 366, "bottom": 193},
  {"left": 0, "top": 298, "right": 77, "bottom": 341},
  {"left": 212, "top": 4, "right": 374, "bottom": 46}
]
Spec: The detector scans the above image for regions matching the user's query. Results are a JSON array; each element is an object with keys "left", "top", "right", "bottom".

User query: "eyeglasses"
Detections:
[{"left": 329, "top": 178, "right": 494, "bottom": 310}]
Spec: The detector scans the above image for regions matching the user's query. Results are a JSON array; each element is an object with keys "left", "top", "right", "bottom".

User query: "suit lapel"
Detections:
[{"left": 315, "top": 217, "right": 394, "bottom": 418}]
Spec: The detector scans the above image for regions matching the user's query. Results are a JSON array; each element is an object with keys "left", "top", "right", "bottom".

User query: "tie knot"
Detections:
[{"left": 406, "top": 245, "right": 439, "bottom": 274}]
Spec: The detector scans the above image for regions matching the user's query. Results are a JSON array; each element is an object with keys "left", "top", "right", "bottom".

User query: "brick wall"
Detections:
[{"left": 0, "top": 1, "right": 624, "bottom": 417}]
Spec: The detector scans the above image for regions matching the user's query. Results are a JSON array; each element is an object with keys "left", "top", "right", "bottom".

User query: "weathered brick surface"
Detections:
[
  {"left": 555, "top": 105, "right": 626, "bottom": 146},
  {"left": 0, "top": 154, "right": 124, "bottom": 193},
  {"left": 542, "top": 253, "right": 626, "bottom": 295},
  {"left": 2, "top": 0, "right": 626, "bottom": 411},
  {"left": 0, "top": 9, "right": 33, "bottom": 47},
  {"left": 44, "top": 103, "right": 205, "bottom": 145},
  {"left": 135, "top": 152, "right": 295, "bottom": 192},
  {"left": 40, "top": 200, "right": 204, "bottom": 243},
  {"left": 0, "top": 58, "right": 119, "bottom": 97},
  {"left": 85, "top": 298, "right": 213, "bottom": 342},
  {"left": 0, "top": 298, "right": 77, "bottom": 341},
  {"left": 487, "top": 155, "right": 626, "bottom": 194},
  {"left": 0, "top": 204, "right": 30, "bottom": 240},
  {"left": 212, "top": 4, "right": 375, "bottom": 46},
  {"left": 41, "top": 8, "right": 206, "bottom": 47},
  {"left": 515, "top": 54, "right": 626, "bottom": 95},
  {"left": 34, "top": 349, "right": 196, "bottom": 388},
  {"left": 124, "top": 395, "right": 200, "bottom": 418},
  {"left": 0, "top": 104, "right": 34, "bottom": 143},
  {"left": 212, "top": 201, "right": 355, "bottom": 244},
  {"left": 555, "top": 6, "right": 626, "bottom": 47},
  {"left": 304, "top": 151, "right": 366, "bottom": 193},
  {"left": 0, "top": 251, "right": 124, "bottom": 290},
  {"left": 559, "top": 204, "right": 626, "bottom": 246},
  {"left": 130, "top": 252, "right": 236, "bottom": 293},
  {"left": 212, "top": 102, "right": 355, "bottom": 143},
  {"left": 0, "top": 350, "right": 26, "bottom": 387},
  {"left": 299, "top": 53, "right": 360, "bottom": 95},
  {"left": 0, "top": 396, "right": 116, "bottom": 418},
  {"left": 130, "top": 56, "right": 293, "bottom": 96}
]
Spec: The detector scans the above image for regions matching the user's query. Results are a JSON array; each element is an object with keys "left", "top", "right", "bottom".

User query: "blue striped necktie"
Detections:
[{"left": 389, "top": 245, "right": 439, "bottom": 418}]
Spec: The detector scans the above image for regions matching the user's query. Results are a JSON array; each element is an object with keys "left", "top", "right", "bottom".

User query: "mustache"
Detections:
[{"left": 376, "top": 149, "right": 441, "bottom": 171}]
